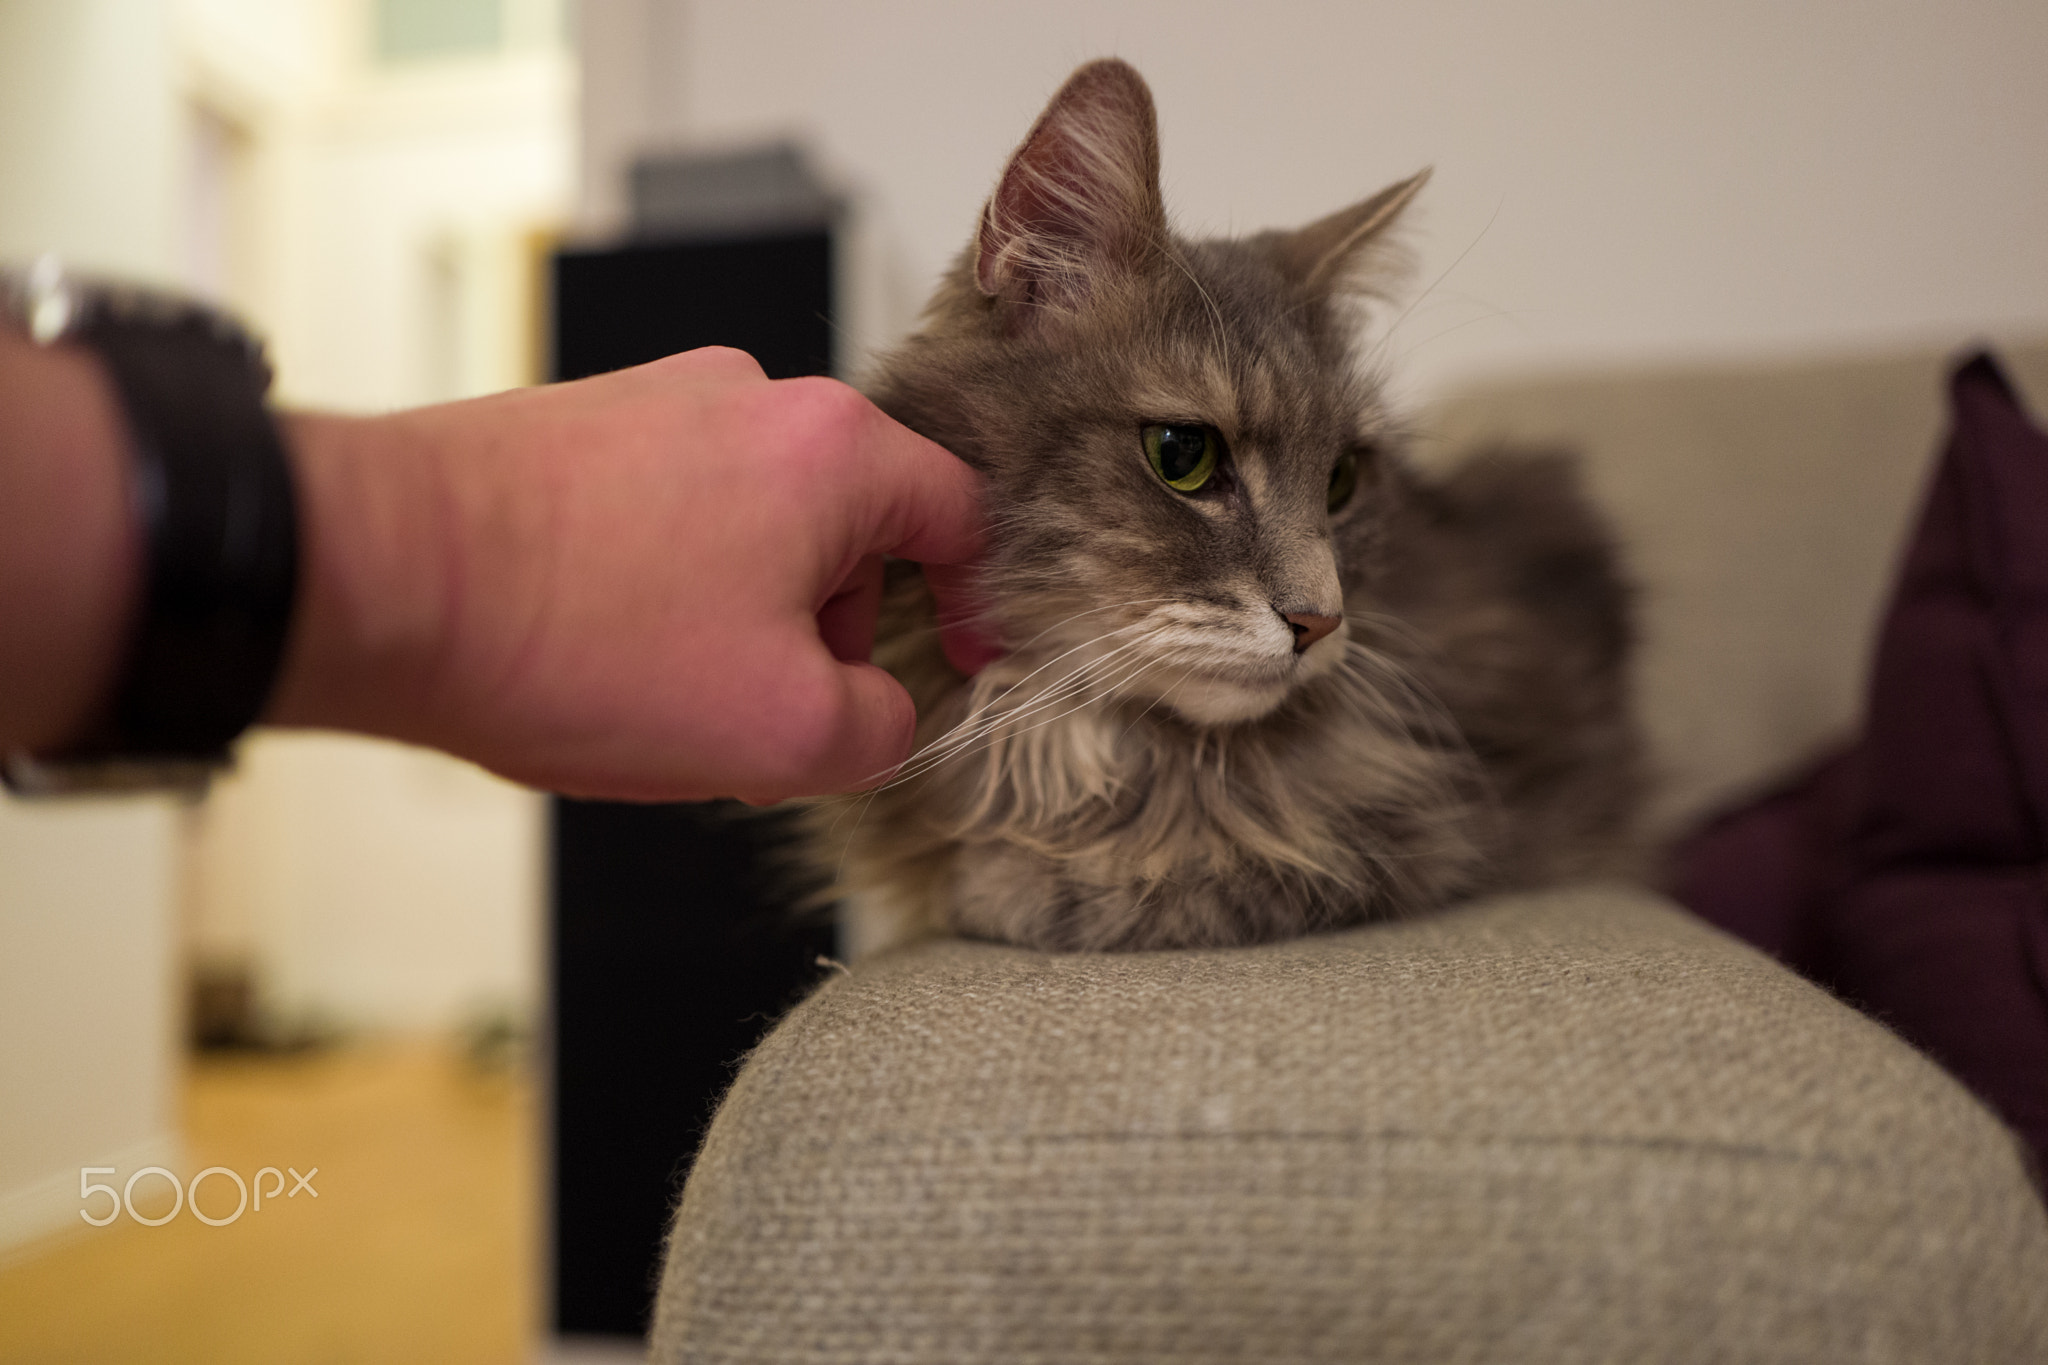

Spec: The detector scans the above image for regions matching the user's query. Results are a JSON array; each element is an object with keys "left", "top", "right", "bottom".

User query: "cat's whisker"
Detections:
[
  {"left": 1396, "top": 305, "right": 1550, "bottom": 364},
  {"left": 1367, "top": 197, "right": 1503, "bottom": 359},
  {"left": 881, "top": 614, "right": 1162, "bottom": 764},
  {"left": 990, "top": 597, "right": 1179, "bottom": 662},
  {"left": 879, "top": 636, "right": 1165, "bottom": 848},
  {"left": 963, "top": 610, "right": 1176, "bottom": 705},
  {"left": 1337, "top": 637, "right": 1462, "bottom": 745},
  {"left": 1157, "top": 237, "right": 1234, "bottom": 371},
  {"left": 916, "top": 680, "right": 1149, "bottom": 822},
  {"left": 941, "top": 653, "right": 1168, "bottom": 826},
  {"left": 872, "top": 632, "right": 1165, "bottom": 790},
  {"left": 968, "top": 656, "right": 1163, "bottom": 774},
  {"left": 899, "top": 631, "right": 1172, "bottom": 787},
  {"left": 1343, "top": 606, "right": 1431, "bottom": 648},
  {"left": 886, "top": 594, "right": 1177, "bottom": 673},
  {"left": 1327, "top": 659, "right": 1438, "bottom": 750},
  {"left": 926, "top": 622, "right": 1160, "bottom": 744},
  {"left": 827, "top": 783, "right": 882, "bottom": 890},
  {"left": 1110, "top": 663, "right": 1185, "bottom": 745},
  {"left": 888, "top": 635, "right": 1166, "bottom": 786}
]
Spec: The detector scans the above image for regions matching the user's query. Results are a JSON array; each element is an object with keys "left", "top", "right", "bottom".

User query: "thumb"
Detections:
[
  {"left": 813, "top": 660, "right": 919, "bottom": 794},
  {"left": 922, "top": 560, "right": 1004, "bottom": 676},
  {"left": 747, "top": 657, "right": 917, "bottom": 801}
]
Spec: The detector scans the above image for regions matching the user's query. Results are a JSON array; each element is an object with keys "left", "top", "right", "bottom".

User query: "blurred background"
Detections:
[{"left": 1, "top": 1, "right": 2045, "bottom": 1361}]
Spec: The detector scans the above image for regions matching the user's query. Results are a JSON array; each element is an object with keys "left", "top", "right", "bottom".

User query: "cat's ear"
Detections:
[
  {"left": 1272, "top": 168, "right": 1431, "bottom": 296},
  {"left": 975, "top": 59, "right": 1167, "bottom": 315}
]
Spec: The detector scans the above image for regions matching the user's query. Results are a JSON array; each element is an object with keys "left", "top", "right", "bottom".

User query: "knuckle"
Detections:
[
  {"left": 778, "top": 376, "right": 873, "bottom": 457},
  {"left": 681, "top": 344, "right": 764, "bottom": 378}
]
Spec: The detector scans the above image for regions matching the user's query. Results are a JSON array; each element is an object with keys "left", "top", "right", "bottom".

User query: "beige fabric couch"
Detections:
[
  {"left": 649, "top": 344, "right": 2048, "bottom": 1362},
  {"left": 653, "top": 887, "right": 2046, "bottom": 1362}
]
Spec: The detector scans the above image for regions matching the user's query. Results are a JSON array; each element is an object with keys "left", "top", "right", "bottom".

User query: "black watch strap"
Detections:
[{"left": 3, "top": 261, "right": 299, "bottom": 795}]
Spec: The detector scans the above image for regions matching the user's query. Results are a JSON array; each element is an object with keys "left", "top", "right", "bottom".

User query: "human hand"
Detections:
[{"left": 269, "top": 347, "right": 988, "bottom": 801}]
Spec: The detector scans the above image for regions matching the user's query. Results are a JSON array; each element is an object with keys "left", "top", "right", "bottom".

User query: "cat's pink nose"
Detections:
[{"left": 1283, "top": 612, "right": 1341, "bottom": 653}]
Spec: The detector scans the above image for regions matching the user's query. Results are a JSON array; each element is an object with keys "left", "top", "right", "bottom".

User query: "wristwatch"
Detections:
[{"left": 1, "top": 257, "right": 299, "bottom": 795}]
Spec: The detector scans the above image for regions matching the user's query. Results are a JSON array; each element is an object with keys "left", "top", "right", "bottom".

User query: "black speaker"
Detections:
[{"left": 548, "top": 227, "right": 839, "bottom": 1340}]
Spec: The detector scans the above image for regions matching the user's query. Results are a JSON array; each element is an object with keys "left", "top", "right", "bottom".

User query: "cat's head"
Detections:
[{"left": 872, "top": 58, "right": 1426, "bottom": 728}]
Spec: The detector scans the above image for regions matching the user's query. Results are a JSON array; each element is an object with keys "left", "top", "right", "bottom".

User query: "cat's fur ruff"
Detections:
[{"left": 816, "top": 59, "right": 1641, "bottom": 954}]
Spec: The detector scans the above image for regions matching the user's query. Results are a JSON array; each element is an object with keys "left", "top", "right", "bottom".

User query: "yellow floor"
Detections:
[{"left": 0, "top": 1041, "right": 535, "bottom": 1365}]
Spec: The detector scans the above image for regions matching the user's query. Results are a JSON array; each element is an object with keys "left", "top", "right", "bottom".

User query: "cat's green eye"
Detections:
[
  {"left": 1143, "top": 423, "right": 1220, "bottom": 493},
  {"left": 1327, "top": 448, "right": 1361, "bottom": 512}
]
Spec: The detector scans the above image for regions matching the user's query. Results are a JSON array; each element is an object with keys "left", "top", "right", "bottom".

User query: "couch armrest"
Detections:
[{"left": 652, "top": 886, "right": 2048, "bottom": 1362}]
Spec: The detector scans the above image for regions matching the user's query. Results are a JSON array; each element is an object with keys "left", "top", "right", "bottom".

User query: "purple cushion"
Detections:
[{"left": 1672, "top": 353, "right": 2048, "bottom": 1174}]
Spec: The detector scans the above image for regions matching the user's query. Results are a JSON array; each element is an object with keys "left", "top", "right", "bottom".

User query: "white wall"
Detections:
[
  {"left": 0, "top": 798, "right": 183, "bottom": 1252},
  {"left": 191, "top": 736, "right": 544, "bottom": 1034},
  {"left": 0, "top": 0, "right": 186, "bottom": 1255},
  {"left": 208, "top": 3, "right": 568, "bottom": 1036},
  {"left": 580, "top": 0, "right": 2048, "bottom": 399},
  {"left": 265, "top": 45, "right": 572, "bottom": 411},
  {"left": 0, "top": 0, "right": 179, "bottom": 279}
]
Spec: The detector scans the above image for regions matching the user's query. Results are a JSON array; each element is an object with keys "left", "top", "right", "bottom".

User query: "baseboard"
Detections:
[
  {"left": 0, "top": 1131, "right": 182, "bottom": 1263},
  {"left": 537, "top": 1335, "right": 645, "bottom": 1364}
]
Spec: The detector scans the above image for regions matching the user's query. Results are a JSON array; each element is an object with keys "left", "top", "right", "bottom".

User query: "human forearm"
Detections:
[{"left": 7, "top": 341, "right": 984, "bottom": 800}]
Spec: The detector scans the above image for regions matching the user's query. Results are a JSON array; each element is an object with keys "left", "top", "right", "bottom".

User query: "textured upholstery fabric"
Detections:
[{"left": 651, "top": 886, "right": 2048, "bottom": 1363}]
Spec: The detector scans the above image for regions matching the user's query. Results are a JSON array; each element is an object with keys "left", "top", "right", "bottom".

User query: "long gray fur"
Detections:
[{"left": 812, "top": 59, "right": 1642, "bottom": 953}]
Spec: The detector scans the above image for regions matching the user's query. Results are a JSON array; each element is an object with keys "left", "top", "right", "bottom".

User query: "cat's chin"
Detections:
[
  {"left": 1140, "top": 638, "right": 1350, "bottom": 728},
  {"left": 1157, "top": 676, "right": 1295, "bottom": 727}
]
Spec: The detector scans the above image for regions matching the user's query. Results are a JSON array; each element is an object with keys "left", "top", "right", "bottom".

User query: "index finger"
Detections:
[{"left": 851, "top": 405, "right": 985, "bottom": 569}]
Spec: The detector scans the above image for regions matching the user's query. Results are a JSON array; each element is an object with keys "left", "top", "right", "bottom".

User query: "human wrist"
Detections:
[
  {"left": 3, "top": 264, "right": 306, "bottom": 792},
  {"left": 264, "top": 408, "right": 458, "bottom": 741}
]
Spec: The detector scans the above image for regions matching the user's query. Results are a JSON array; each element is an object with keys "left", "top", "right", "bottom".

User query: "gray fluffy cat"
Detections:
[{"left": 818, "top": 58, "right": 1641, "bottom": 954}]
